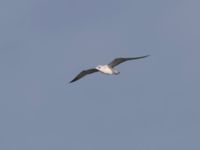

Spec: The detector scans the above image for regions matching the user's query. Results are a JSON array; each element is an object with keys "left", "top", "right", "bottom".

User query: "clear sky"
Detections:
[{"left": 0, "top": 0, "right": 200, "bottom": 149}]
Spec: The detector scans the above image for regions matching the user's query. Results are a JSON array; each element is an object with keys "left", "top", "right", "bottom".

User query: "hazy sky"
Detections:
[{"left": 1, "top": 0, "right": 200, "bottom": 149}]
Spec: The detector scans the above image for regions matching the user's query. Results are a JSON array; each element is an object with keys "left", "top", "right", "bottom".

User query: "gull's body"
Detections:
[
  {"left": 96, "top": 65, "right": 119, "bottom": 75},
  {"left": 69, "top": 55, "right": 149, "bottom": 83}
]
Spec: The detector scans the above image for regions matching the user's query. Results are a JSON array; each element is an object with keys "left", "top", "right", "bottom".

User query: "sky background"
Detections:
[{"left": 0, "top": 0, "right": 200, "bottom": 149}]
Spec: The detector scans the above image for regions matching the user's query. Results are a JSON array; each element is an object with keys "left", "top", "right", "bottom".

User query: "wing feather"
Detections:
[
  {"left": 108, "top": 55, "right": 149, "bottom": 67},
  {"left": 69, "top": 68, "right": 98, "bottom": 83}
]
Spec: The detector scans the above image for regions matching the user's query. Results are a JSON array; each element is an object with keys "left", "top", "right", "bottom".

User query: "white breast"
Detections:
[{"left": 98, "top": 65, "right": 113, "bottom": 75}]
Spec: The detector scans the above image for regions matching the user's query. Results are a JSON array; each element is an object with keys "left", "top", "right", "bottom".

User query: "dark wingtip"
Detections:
[
  {"left": 69, "top": 81, "right": 74, "bottom": 84},
  {"left": 66, "top": 79, "right": 75, "bottom": 85},
  {"left": 69, "top": 79, "right": 77, "bottom": 84}
]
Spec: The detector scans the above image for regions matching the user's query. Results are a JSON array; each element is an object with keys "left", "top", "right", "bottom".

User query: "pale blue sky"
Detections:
[{"left": 0, "top": 0, "right": 200, "bottom": 149}]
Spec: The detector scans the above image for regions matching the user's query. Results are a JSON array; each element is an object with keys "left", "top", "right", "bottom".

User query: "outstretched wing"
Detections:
[
  {"left": 108, "top": 55, "right": 149, "bottom": 68},
  {"left": 69, "top": 68, "right": 98, "bottom": 83}
]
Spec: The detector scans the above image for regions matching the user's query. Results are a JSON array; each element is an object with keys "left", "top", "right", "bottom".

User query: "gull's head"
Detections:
[{"left": 96, "top": 65, "right": 103, "bottom": 70}]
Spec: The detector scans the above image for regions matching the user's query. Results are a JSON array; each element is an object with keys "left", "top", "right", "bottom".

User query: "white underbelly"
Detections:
[{"left": 100, "top": 65, "right": 113, "bottom": 75}]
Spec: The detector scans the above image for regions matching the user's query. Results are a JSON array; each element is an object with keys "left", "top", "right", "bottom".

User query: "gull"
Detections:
[{"left": 69, "top": 55, "right": 149, "bottom": 83}]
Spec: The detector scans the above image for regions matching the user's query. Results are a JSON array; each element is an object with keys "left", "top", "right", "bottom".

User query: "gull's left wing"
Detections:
[{"left": 108, "top": 55, "right": 149, "bottom": 68}]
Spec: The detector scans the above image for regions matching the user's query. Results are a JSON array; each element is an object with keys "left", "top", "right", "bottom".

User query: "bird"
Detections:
[{"left": 69, "top": 55, "right": 149, "bottom": 83}]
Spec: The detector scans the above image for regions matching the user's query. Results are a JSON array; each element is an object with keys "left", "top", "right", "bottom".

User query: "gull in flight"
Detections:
[{"left": 69, "top": 55, "right": 149, "bottom": 83}]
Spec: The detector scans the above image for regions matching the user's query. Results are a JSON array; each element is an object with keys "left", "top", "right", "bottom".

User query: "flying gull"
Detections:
[{"left": 69, "top": 55, "right": 149, "bottom": 83}]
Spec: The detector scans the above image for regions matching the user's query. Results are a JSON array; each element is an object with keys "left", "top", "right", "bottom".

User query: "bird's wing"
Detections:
[
  {"left": 108, "top": 55, "right": 149, "bottom": 67},
  {"left": 69, "top": 68, "right": 99, "bottom": 83}
]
